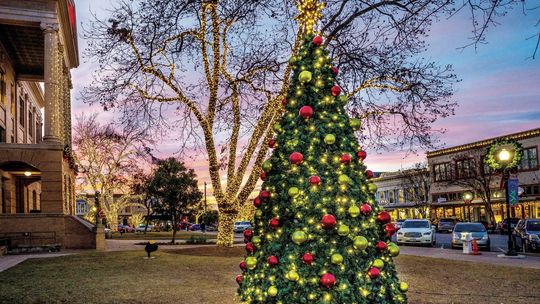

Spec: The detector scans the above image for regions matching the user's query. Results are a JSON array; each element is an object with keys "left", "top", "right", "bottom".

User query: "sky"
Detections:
[{"left": 70, "top": 1, "right": 540, "bottom": 204}]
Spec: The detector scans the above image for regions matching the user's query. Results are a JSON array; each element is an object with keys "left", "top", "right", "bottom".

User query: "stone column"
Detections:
[{"left": 40, "top": 22, "right": 62, "bottom": 144}]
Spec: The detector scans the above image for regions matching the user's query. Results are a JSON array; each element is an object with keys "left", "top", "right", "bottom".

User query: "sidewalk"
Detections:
[
  {"left": 400, "top": 246, "right": 540, "bottom": 269},
  {"left": 0, "top": 252, "right": 72, "bottom": 273}
]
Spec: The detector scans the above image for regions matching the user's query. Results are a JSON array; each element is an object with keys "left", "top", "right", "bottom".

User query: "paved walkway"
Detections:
[
  {"left": 400, "top": 246, "right": 540, "bottom": 269},
  {"left": 0, "top": 252, "right": 72, "bottom": 273}
]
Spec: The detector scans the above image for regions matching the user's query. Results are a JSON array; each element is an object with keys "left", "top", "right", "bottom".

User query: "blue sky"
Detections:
[{"left": 71, "top": 1, "right": 540, "bottom": 176}]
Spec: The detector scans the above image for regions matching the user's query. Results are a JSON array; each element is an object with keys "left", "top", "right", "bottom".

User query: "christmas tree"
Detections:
[{"left": 236, "top": 1, "right": 408, "bottom": 303}]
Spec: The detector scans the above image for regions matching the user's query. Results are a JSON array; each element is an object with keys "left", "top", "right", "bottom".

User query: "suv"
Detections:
[
  {"left": 514, "top": 218, "right": 540, "bottom": 252},
  {"left": 437, "top": 218, "right": 457, "bottom": 233},
  {"left": 396, "top": 219, "right": 436, "bottom": 247},
  {"left": 233, "top": 221, "right": 252, "bottom": 233}
]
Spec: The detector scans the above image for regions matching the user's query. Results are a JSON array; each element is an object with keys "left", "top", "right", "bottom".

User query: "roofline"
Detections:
[{"left": 426, "top": 128, "right": 540, "bottom": 158}]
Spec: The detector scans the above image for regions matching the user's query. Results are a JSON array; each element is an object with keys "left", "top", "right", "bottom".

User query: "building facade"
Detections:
[
  {"left": 427, "top": 128, "right": 540, "bottom": 224},
  {"left": 373, "top": 168, "right": 430, "bottom": 220},
  {"left": 0, "top": 0, "right": 103, "bottom": 250}
]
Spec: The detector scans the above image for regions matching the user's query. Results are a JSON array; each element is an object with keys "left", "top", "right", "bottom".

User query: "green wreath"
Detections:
[{"left": 484, "top": 139, "right": 522, "bottom": 171}]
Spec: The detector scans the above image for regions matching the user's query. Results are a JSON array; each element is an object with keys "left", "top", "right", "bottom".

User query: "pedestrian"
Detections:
[{"left": 201, "top": 221, "right": 206, "bottom": 233}]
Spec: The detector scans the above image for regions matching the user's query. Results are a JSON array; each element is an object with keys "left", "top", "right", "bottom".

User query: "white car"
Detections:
[
  {"left": 233, "top": 221, "right": 252, "bottom": 233},
  {"left": 397, "top": 219, "right": 436, "bottom": 247},
  {"left": 136, "top": 224, "right": 153, "bottom": 232}
]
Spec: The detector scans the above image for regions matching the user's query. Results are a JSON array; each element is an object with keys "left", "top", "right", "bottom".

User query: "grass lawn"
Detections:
[
  {"left": 110, "top": 231, "right": 214, "bottom": 240},
  {"left": 1, "top": 247, "right": 538, "bottom": 304}
]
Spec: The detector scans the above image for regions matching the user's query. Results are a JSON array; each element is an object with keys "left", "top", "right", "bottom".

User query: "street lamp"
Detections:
[
  {"left": 485, "top": 141, "right": 522, "bottom": 257},
  {"left": 463, "top": 191, "right": 473, "bottom": 222}
]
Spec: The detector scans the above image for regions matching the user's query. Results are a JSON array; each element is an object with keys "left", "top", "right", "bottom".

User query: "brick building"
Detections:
[{"left": 0, "top": 0, "right": 103, "bottom": 250}]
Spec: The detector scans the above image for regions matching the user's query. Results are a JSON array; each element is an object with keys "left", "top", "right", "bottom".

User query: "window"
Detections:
[
  {"left": 0, "top": 125, "right": 5, "bottom": 142},
  {"left": 523, "top": 184, "right": 540, "bottom": 197},
  {"left": 28, "top": 110, "right": 34, "bottom": 137},
  {"left": 0, "top": 74, "right": 5, "bottom": 107},
  {"left": 520, "top": 147, "right": 538, "bottom": 170},
  {"left": 19, "top": 98, "right": 25, "bottom": 126},
  {"left": 456, "top": 158, "right": 475, "bottom": 179},
  {"left": 433, "top": 163, "right": 452, "bottom": 181}
]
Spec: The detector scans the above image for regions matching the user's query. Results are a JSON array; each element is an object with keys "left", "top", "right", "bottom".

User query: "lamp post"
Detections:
[
  {"left": 463, "top": 191, "right": 473, "bottom": 222},
  {"left": 486, "top": 142, "right": 522, "bottom": 257}
]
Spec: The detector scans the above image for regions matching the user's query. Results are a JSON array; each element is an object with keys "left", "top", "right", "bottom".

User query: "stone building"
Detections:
[
  {"left": 0, "top": 0, "right": 103, "bottom": 250},
  {"left": 427, "top": 128, "right": 540, "bottom": 224}
]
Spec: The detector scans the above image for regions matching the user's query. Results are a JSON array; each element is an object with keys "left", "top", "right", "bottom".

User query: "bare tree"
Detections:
[
  {"left": 73, "top": 114, "right": 152, "bottom": 231},
  {"left": 400, "top": 163, "right": 431, "bottom": 218},
  {"left": 445, "top": 149, "right": 498, "bottom": 225},
  {"left": 83, "top": 0, "right": 464, "bottom": 246}
]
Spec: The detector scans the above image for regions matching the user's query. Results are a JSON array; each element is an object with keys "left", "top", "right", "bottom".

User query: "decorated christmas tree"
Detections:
[{"left": 236, "top": 1, "right": 408, "bottom": 303}]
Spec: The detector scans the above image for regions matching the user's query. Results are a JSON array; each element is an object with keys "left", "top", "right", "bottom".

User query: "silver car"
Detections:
[{"left": 451, "top": 222, "right": 490, "bottom": 250}]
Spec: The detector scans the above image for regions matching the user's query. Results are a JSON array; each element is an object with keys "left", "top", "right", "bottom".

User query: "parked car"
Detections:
[
  {"left": 498, "top": 218, "right": 520, "bottom": 234},
  {"left": 396, "top": 219, "right": 436, "bottom": 247},
  {"left": 233, "top": 221, "right": 252, "bottom": 233},
  {"left": 178, "top": 222, "right": 193, "bottom": 230},
  {"left": 206, "top": 224, "right": 217, "bottom": 231},
  {"left": 189, "top": 224, "right": 201, "bottom": 231},
  {"left": 514, "top": 218, "right": 540, "bottom": 252},
  {"left": 451, "top": 222, "right": 490, "bottom": 250},
  {"left": 136, "top": 224, "right": 153, "bottom": 232},
  {"left": 437, "top": 218, "right": 457, "bottom": 233},
  {"left": 117, "top": 225, "right": 135, "bottom": 233},
  {"left": 394, "top": 219, "right": 406, "bottom": 230}
]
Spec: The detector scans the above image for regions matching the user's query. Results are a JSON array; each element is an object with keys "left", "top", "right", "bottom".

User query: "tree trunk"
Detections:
[
  {"left": 484, "top": 199, "right": 496, "bottom": 225},
  {"left": 171, "top": 214, "right": 177, "bottom": 244},
  {"left": 216, "top": 212, "right": 236, "bottom": 247},
  {"left": 106, "top": 209, "right": 119, "bottom": 231}
]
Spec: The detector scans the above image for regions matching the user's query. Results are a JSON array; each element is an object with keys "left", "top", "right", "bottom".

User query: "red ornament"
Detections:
[
  {"left": 360, "top": 203, "right": 372, "bottom": 215},
  {"left": 260, "top": 190, "right": 270, "bottom": 199},
  {"left": 331, "top": 66, "right": 339, "bottom": 75},
  {"left": 269, "top": 218, "right": 280, "bottom": 230},
  {"left": 356, "top": 150, "right": 367, "bottom": 161},
  {"left": 236, "top": 274, "right": 243, "bottom": 284},
  {"left": 289, "top": 152, "right": 304, "bottom": 165},
  {"left": 302, "top": 252, "right": 314, "bottom": 265},
  {"left": 321, "top": 214, "right": 337, "bottom": 230},
  {"left": 260, "top": 171, "right": 267, "bottom": 181},
  {"left": 239, "top": 261, "right": 246, "bottom": 271},
  {"left": 268, "top": 138, "right": 276, "bottom": 148},
  {"left": 253, "top": 196, "right": 262, "bottom": 208},
  {"left": 377, "top": 211, "right": 391, "bottom": 224},
  {"left": 368, "top": 267, "right": 381, "bottom": 279},
  {"left": 267, "top": 255, "right": 279, "bottom": 267},
  {"left": 309, "top": 175, "right": 321, "bottom": 185},
  {"left": 320, "top": 273, "right": 336, "bottom": 289},
  {"left": 245, "top": 242, "right": 255, "bottom": 253},
  {"left": 331, "top": 85, "right": 342, "bottom": 96},
  {"left": 281, "top": 98, "right": 287, "bottom": 106},
  {"left": 365, "top": 170, "right": 374, "bottom": 179},
  {"left": 243, "top": 229, "right": 253, "bottom": 240},
  {"left": 340, "top": 153, "right": 352, "bottom": 164},
  {"left": 384, "top": 223, "right": 397, "bottom": 237},
  {"left": 299, "top": 105, "right": 314, "bottom": 119},
  {"left": 312, "top": 35, "right": 323, "bottom": 46},
  {"left": 375, "top": 241, "right": 388, "bottom": 252}
]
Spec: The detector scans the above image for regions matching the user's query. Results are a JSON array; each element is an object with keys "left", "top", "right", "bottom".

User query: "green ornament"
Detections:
[
  {"left": 348, "top": 205, "right": 360, "bottom": 217},
  {"left": 324, "top": 134, "right": 336, "bottom": 144},
  {"left": 339, "top": 95, "right": 348, "bottom": 105},
  {"left": 290, "top": 56, "right": 297, "bottom": 64},
  {"left": 331, "top": 253, "right": 344, "bottom": 265},
  {"left": 288, "top": 187, "right": 300, "bottom": 197},
  {"left": 299, "top": 71, "right": 312, "bottom": 83},
  {"left": 338, "top": 174, "right": 350, "bottom": 185},
  {"left": 291, "top": 230, "right": 307, "bottom": 244},
  {"left": 245, "top": 257, "right": 257, "bottom": 270},
  {"left": 268, "top": 286, "right": 278, "bottom": 297},
  {"left": 255, "top": 210, "right": 263, "bottom": 217},
  {"left": 287, "top": 270, "right": 299, "bottom": 281},
  {"left": 368, "top": 183, "right": 377, "bottom": 193},
  {"left": 337, "top": 224, "right": 350, "bottom": 236},
  {"left": 252, "top": 236, "right": 261, "bottom": 246},
  {"left": 399, "top": 282, "right": 409, "bottom": 292},
  {"left": 388, "top": 243, "right": 400, "bottom": 257},
  {"left": 273, "top": 123, "right": 282, "bottom": 132},
  {"left": 262, "top": 160, "right": 272, "bottom": 172},
  {"left": 350, "top": 118, "right": 361, "bottom": 130},
  {"left": 353, "top": 236, "right": 368, "bottom": 250},
  {"left": 372, "top": 259, "right": 384, "bottom": 269}
]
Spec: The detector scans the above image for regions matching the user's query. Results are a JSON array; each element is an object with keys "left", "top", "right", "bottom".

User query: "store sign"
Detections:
[{"left": 507, "top": 178, "right": 519, "bottom": 206}]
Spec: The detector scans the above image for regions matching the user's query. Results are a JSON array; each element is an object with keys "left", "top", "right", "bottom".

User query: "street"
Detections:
[{"left": 392, "top": 232, "right": 514, "bottom": 252}]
